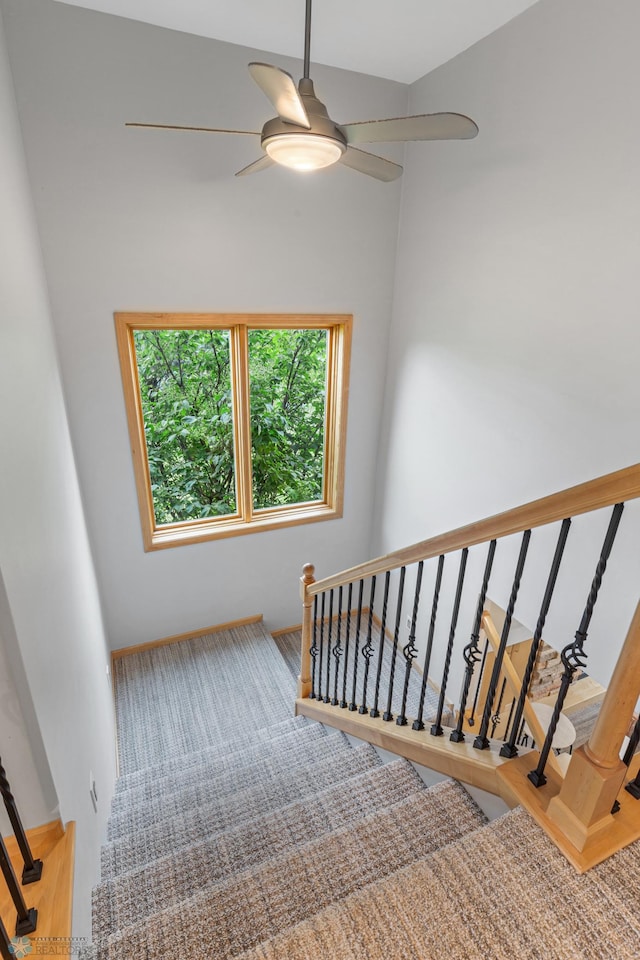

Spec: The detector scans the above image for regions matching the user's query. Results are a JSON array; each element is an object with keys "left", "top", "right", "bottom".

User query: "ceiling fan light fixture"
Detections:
[{"left": 263, "top": 133, "right": 344, "bottom": 171}]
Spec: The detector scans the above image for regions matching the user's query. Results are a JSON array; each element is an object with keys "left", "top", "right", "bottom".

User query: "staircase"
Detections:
[{"left": 91, "top": 617, "right": 640, "bottom": 959}]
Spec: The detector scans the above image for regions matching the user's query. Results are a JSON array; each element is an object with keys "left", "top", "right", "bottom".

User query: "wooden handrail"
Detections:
[{"left": 309, "top": 463, "right": 640, "bottom": 595}]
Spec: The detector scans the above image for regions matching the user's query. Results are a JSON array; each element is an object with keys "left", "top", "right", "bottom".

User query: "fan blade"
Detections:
[
  {"left": 248, "top": 62, "right": 310, "bottom": 129},
  {"left": 339, "top": 146, "right": 402, "bottom": 182},
  {"left": 342, "top": 112, "right": 478, "bottom": 145},
  {"left": 126, "top": 122, "right": 260, "bottom": 135},
  {"left": 235, "top": 154, "right": 275, "bottom": 177}
]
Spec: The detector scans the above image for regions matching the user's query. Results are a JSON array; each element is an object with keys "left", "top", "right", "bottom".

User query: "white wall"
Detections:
[
  {"left": 0, "top": 5, "right": 116, "bottom": 934},
  {"left": 1, "top": 0, "right": 406, "bottom": 650},
  {"left": 372, "top": 0, "right": 640, "bottom": 688}
]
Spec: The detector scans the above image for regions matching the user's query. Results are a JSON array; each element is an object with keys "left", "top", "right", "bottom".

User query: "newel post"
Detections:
[
  {"left": 548, "top": 601, "right": 640, "bottom": 851},
  {"left": 298, "top": 563, "right": 316, "bottom": 699}
]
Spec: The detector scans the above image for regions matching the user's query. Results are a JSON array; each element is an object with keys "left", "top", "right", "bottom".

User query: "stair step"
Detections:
[
  {"left": 92, "top": 780, "right": 486, "bottom": 959},
  {"left": 106, "top": 728, "right": 349, "bottom": 841},
  {"left": 114, "top": 715, "right": 311, "bottom": 795},
  {"left": 93, "top": 758, "right": 425, "bottom": 939},
  {"left": 235, "top": 807, "right": 640, "bottom": 960},
  {"left": 110, "top": 721, "right": 333, "bottom": 816},
  {"left": 100, "top": 741, "right": 380, "bottom": 879}
]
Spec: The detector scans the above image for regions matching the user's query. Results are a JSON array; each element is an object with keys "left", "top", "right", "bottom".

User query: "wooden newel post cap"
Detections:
[{"left": 301, "top": 563, "right": 316, "bottom": 584}]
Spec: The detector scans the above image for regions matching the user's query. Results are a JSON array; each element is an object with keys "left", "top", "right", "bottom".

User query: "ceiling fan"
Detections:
[{"left": 127, "top": 0, "right": 479, "bottom": 181}]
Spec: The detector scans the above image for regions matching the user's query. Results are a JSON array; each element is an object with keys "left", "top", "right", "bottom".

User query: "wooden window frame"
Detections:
[{"left": 115, "top": 312, "right": 352, "bottom": 551}]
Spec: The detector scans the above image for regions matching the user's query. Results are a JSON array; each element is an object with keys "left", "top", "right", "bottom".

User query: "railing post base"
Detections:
[
  {"left": 21, "top": 859, "right": 43, "bottom": 885},
  {"left": 15, "top": 908, "right": 38, "bottom": 937},
  {"left": 546, "top": 746, "right": 627, "bottom": 852}
]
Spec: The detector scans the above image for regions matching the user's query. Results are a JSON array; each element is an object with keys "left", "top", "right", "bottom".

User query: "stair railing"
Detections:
[
  {"left": 0, "top": 756, "right": 41, "bottom": 948},
  {"left": 297, "top": 463, "right": 640, "bottom": 869}
]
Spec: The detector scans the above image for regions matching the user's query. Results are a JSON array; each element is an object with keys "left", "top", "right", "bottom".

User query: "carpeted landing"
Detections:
[{"left": 93, "top": 620, "right": 640, "bottom": 959}]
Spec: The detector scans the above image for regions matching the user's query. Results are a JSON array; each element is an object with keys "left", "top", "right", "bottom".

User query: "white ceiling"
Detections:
[{"left": 53, "top": 0, "right": 540, "bottom": 84}]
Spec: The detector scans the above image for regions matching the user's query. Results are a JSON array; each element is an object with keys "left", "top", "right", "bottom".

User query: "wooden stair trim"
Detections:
[
  {"left": 111, "top": 613, "right": 264, "bottom": 659},
  {"left": 295, "top": 697, "right": 521, "bottom": 807},
  {"left": 0, "top": 820, "right": 75, "bottom": 942}
]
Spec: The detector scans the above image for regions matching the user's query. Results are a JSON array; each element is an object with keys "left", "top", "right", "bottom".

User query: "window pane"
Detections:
[
  {"left": 249, "top": 328, "right": 328, "bottom": 510},
  {"left": 133, "top": 329, "right": 236, "bottom": 524}
]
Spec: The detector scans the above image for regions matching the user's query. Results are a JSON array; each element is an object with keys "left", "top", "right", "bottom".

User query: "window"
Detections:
[{"left": 115, "top": 313, "right": 352, "bottom": 550}]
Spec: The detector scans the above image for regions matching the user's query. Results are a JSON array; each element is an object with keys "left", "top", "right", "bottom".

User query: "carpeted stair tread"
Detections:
[
  {"left": 113, "top": 621, "right": 296, "bottom": 775},
  {"left": 92, "top": 780, "right": 486, "bottom": 958},
  {"left": 236, "top": 806, "right": 640, "bottom": 960},
  {"left": 93, "top": 759, "right": 427, "bottom": 937},
  {"left": 106, "top": 729, "right": 351, "bottom": 840},
  {"left": 110, "top": 722, "right": 335, "bottom": 816},
  {"left": 114, "top": 715, "right": 311, "bottom": 794},
  {"left": 100, "top": 741, "right": 380, "bottom": 879}
]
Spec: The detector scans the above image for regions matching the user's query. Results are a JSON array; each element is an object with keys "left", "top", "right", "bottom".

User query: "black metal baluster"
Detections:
[
  {"left": 0, "top": 834, "right": 37, "bottom": 935},
  {"left": 451, "top": 540, "right": 497, "bottom": 743},
  {"left": 1, "top": 914, "right": 13, "bottom": 960},
  {"left": 467, "top": 639, "right": 489, "bottom": 728},
  {"left": 340, "top": 582, "right": 353, "bottom": 708},
  {"left": 413, "top": 556, "right": 445, "bottom": 731},
  {"left": 324, "top": 589, "right": 334, "bottom": 703},
  {"left": 359, "top": 577, "right": 377, "bottom": 715},
  {"left": 309, "top": 595, "right": 319, "bottom": 699},
  {"left": 503, "top": 697, "right": 516, "bottom": 744},
  {"left": 501, "top": 518, "right": 571, "bottom": 758},
  {"left": 316, "top": 591, "right": 326, "bottom": 701},
  {"left": 490, "top": 678, "right": 508, "bottom": 739},
  {"left": 331, "top": 586, "right": 344, "bottom": 705},
  {"left": 397, "top": 562, "right": 424, "bottom": 727},
  {"left": 625, "top": 719, "right": 640, "bottom": 799},
  {"left": 383, "top": 567, "right": 407, "bottom": 722},
  {"left": 370, "top": 572, "right": 391, "bottom": 719},
  {"left": 349, "top": 579, "right": 365, "bottom": 711},
  {"left": 474, "top": 530, "right": 532, "bottom": 750},
  {"left": 529, "top": 503, "right": 624, "bottom": 787},
  {"left": 623, "top": 715, "right": 640, "bottom": 768},
  {"left": 0, "top": 759, "right": 43, "bottom": 885},
  {"left": 432, "top": 549, "right": 469, "bottom": 736}
]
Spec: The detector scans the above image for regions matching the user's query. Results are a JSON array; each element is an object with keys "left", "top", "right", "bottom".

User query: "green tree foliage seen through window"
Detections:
[
  {"left": 250, "top": 329, "right": 327, "bottom": 510},
  {"left": 134, "top": 329, "right": 236, "bottom": 524},
  {"left": 133, "top": 327, "right": 328, "bottom": 525}
]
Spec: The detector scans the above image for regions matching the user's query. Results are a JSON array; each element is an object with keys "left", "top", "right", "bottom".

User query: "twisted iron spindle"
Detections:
[
  {"left": 370, "top": 571, "right": 391, "bottom": 719},
  {"left": 467, "top": 639, "right": 489, "bottom": 728},
  {"left": 309, "top": 595, "right": 319, "bottom": 699},
  {"left": 490, "top": 678, "right": 508, "bottom": 739},
  {"left": 340, "top": 582, "right": 354, "bottom": 708},
  {"left": 529, "top": 502, "right": 624, "bottom": 787},
  {"left": 451, "top": 540, "right": 497, "bottom": 743},
  {"left": 0, "top": 834, "right": 37, "bottom": 935},
  {"left": 383, "top": 566, "right": 407, "bottom": 722},
  {"left": 500, "top": 518, "right": 571, "bottom": 758},
  {"left": 331, "top": 586, "right": 344, "bottom": 705},
  {"left": 397, "top": 561, "right": 424, "bottom": 727},
  {"left": 349, "top": 579, "right": 365, "bottom": 711},
  {"left": 359, "top": 577, "right": 377, "bottom": 715},
  {"left": 316, "top": 591, "right": 326, "bottom": 701},
  {"left": 432, "top": 548, "right": 468, "bottom": 736},
  {"left": 324, "top": 589, "right": 334, "bottom": 703},
  {"left": 0, "top": 758, "right": 43, "bottom": 884},
  {"left": 413, "top": 556, "right": 445, "bottom": 731},
  {"left": 474, "top": 529, "right": 531, "bottom": 750}
]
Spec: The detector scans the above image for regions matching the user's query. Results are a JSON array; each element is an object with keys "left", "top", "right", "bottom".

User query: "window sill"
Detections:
[{"left": 145, "top": 502, "right": 342, "bottom": 551}]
